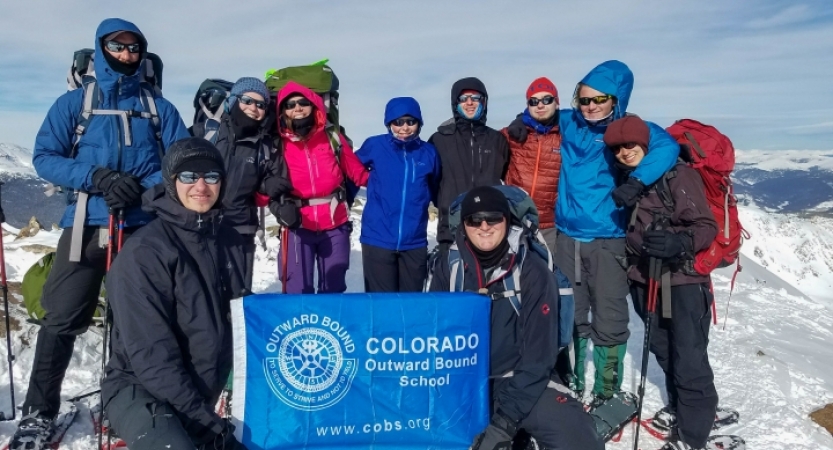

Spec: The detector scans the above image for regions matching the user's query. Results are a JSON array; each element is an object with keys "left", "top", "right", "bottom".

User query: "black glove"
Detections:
[
  {"left": 642, "top": 229, "right": 693, "bottom": 260},
  {"left": 611, "top": 177, "right": 645, "bottom": 208},
  {"left": 199, "top": 421, "right": 247, "bottom": 450},
  {"left": 506, "top": 114, "right": 528, "bottom": 143},
  {"left": 92, "top": 168, "right": 143, "bottom": 209},
  {"left": 470, "top": 411, "right": 517, "bottom": 450},
  {"left": 269, "top": 198, "right": 301, "bottom": 229},
  {"left": 262, "top": 174, "right": 293, "bottom": 200}
]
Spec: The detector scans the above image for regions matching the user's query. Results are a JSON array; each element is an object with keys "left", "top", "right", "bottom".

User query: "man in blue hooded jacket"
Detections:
[
  {"left": 509, "top": 61, "right": 679, "bottom": 407},
  {"left": 356, "top": 97, "right": 440, "bottom": 292},
  {"left": 9, "top": 18, "right": 188, "bottom": 448}
]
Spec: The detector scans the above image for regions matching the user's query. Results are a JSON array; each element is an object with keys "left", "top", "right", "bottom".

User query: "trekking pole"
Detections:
[
  {"left": 633, "top": 256, "right": 661, "bottom": 450},
  {"left": 0, "top": 182, "right": 15, "bottom": 421},
  {"left": 280, "top": 227, "right": 289, "bottom": 294},
  {"left": 98, "top": 208, "right": 116, "bottom": 450}
]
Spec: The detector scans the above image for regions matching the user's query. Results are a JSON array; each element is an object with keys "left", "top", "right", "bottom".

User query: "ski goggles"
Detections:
[
  {"left": 283, "top": 98, "right": 312, "bottom": 110},
  {"left": 176, "top": 171, "right": 223, "bottom": 185},
  {"left": 391, "top": 117, "right": 418, "bottom": 127},
  {"left": 577, "top": 95, "right": 613, "bottom": 106},
  {"left": 528, "top": 96, "right": 557, "bottom": 107},
  {"left": 104, "top": 40, "right": 141, "bottom": 54},
  {"left": 464, "top": 211, "right": 505, "bottom": 228},
  {"left": 457, "top": 94, "right": 484, "bottom": 103},
  {"left": 237, "top": 95, "right": 267, "bottom": 110}
]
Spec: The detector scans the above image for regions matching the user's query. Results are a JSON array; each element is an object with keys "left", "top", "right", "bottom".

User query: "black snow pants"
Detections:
[
  {"left": 492, "top": 379, "right": 603, "bottom": 450},
  {"left": 361, "top": 244, "right": 427, "bottom": 293},
  {"left": 631, "top": 281, "right": 719, "bottom": 449},
  {"left": 23, "top": 226, "right": 134, "bottom": 418},
  {"left": 106, "top": 384, "right": 202, "bottom": 450}
]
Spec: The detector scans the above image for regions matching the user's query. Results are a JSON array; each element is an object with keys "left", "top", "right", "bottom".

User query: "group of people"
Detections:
[{"left": 9, "top": 17, "right": 723, "bottom": 450}]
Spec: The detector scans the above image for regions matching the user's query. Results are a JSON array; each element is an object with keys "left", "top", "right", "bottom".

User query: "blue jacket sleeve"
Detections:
[
  {"left": 32, "top": 93, "right": 98, "bottom": 191},
  {"left": 355, "top": 137, "right": 374, "bottom": 168},
  {"left": 631, "top": 122, "right": 679, "bottom": 185},
  {"left": 141, "top": 99, "right": 189, "bottom": 189},
  {"left": 430, "top": 146, "right": 441, "bottom": 205}
]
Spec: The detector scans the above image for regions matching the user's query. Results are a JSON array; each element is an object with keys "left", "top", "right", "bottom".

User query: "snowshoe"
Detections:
[
  {"left": 4, "top": 402, "right": 78, "bottom": 450},
  {"left": 587, "top": 391, "right": 639, "bottom": 442},
  {"left": 659, "top": 434, "right": 746, "bottom": 450},
  {"left": 642, "top": 406, "right": 740, "bottom": 440}
]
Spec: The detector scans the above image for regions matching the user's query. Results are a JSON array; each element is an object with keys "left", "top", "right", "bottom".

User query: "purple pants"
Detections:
[{"left": 278, "top": 223, "right": 351, "bottom": 294}]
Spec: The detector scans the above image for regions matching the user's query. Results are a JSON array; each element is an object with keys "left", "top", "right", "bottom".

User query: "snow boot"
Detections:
[
  {"left": 643, "top": 405, "right": 740, "bottom": 439},
  {"left": 592, "top": 342, "right": 625, "bottom": 399}
]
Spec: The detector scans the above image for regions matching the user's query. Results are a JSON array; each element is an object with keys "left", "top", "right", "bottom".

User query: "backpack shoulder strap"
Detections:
[
  {"left": 448, "top": 247, "right": 464, "bottom": 293},
  {"left": 656, "top": 169, "right": 676, "bottom": 210},
  {"left": 139, "top": 84, "right": 163, "bottom": 160}
]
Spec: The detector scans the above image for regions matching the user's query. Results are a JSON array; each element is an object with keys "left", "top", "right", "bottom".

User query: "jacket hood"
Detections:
[
  {"left": 385, "top": 97, "right": 423, "bottom": 142},
  {"left": 142, "top": 184, "right": 222, "bottom": 233},
  {"left": 275, "top": 81, "right": 327, "bottom": 136},
  {"left": 576, "top": 60, "right": 633, "bottom": 121},
  {"left": 94, "top": 18, "right": 148, "bottom": 90},
  {"left": 384, "top": 97, "right": 423, "bottom": 127},
  {"left": 451, "top": 77, "right": 488, "bottom": 124}
]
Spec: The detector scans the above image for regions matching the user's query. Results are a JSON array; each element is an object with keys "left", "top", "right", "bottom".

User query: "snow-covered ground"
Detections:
[{"left": 1, "top": 204, "right": 832, "bottom": 449}]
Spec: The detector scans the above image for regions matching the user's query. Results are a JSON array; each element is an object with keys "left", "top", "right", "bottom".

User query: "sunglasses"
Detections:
[
  {"left": 283, "top": 98, "right": 312, "bottom": 110},
  {"left": 104, "top": 40, "right": 141, "bottom": 54},
  {"left": 457, "top": 94, "right": 484, "bottom": 104},
  {"left": 611, "top": 142, "right": 639, "bottom": 154},
  {"left": 237, "top": 95, "right": 267, "bottom": 110},
  {"left": 177, "top": 171, "right": 222, "bottom": 185},
  {"left": 391, "top": 118, "right": 418, "bottom": 127},
  {"left": 464, "top": 212, "right": 505, "bottom": 228},
  {"left": 528, "top": 96, "right": 557, "bottom": 107},
  {"left": 577, "top": 95, "right": 613, "bottom": 106}
]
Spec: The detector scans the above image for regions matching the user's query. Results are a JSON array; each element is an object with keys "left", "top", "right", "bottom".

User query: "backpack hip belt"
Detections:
[{"left": 289, "top": 189, "right": 346, "bottom": 221}]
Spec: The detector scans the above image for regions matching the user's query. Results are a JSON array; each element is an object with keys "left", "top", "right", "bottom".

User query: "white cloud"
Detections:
[{"left": 1, "top": 0, "right": 832, "bottom": 150}]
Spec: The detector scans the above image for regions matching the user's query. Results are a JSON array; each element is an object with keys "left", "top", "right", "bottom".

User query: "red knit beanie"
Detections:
[
  {"left": 527, "top": 77, "right": 558, "bottom": 101},
  {"left": 604, "top": 115, "right": 650, "bottom": 150}
]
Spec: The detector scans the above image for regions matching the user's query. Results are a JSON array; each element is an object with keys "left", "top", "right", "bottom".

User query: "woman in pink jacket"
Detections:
[{"left": 269, "top": 81, "right": 369, "bottom": 293}]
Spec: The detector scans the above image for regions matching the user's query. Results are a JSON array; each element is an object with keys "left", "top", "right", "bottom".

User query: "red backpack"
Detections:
[{"left": 665, "top": 119, "right": 747, "bottom": 275}]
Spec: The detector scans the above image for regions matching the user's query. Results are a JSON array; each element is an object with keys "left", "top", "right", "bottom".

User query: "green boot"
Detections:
[
  {"left": 571, "top": 336, "right": 589, "bottom": 395},
  {"left": 592, "top": 343, "right": 626, "bottom": 399}
]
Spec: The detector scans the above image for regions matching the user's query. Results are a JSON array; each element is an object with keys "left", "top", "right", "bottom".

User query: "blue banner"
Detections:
[{"left": 231, "top": 293, "right": 491, "bottom": 450}]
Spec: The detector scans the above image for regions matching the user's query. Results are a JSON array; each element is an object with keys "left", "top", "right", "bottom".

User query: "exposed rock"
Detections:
[
  {"left": 19, "top": 244, "right": 55, "bottom": 254},
  {"left": 15, "top": 216, "right": 41, "bottom": 239}
]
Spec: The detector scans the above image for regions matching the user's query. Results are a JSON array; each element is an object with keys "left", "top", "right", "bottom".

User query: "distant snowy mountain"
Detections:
[
  {"left": 734, "top": 150, "right": 833, "bottom": 215},
  {"left": 0, "top": 143, "right": 64, "bottom": 228},
  {"left": 0, "top": 143, "right": 35, "bottom": 177},
  {"left": 739, "top": 204, "right": 833, "bottom": 303}
]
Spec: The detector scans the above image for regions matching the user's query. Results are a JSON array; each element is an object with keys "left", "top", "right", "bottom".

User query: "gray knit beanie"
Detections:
[{"left": 228, "top": 77, "right": 271, "bottom": 110}]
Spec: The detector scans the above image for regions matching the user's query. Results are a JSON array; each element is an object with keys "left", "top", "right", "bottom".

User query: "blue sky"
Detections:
[{"left": 1, "top": 0, "right": 831, "bottom": 150}]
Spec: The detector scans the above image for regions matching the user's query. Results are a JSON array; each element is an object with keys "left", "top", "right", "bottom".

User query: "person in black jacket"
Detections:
[
  {"left": 428, "top": 186, "right": 601, "bottom": 450},
  {"left": 190, "top": 77, "right": 291, "bottom": 289},
  {"left": 101, "top": 137, "right": 247, "bottom": 450},
  {"left": 429, "top": 77, "right": 509, "bottom": 247}
]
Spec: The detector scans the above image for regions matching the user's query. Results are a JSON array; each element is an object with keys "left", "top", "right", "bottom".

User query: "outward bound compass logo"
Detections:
[{"left": 264, "top": 315, "right": 358, "bottom": 411}]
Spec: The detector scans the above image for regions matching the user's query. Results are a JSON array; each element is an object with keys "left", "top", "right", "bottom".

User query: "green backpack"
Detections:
[
  {"left": 264, "top": 60, "right": 341, "bottom": 131},
  {"left": 21, "top": 252, "right": 104, "bottom": 321},
  {"left": 21, "top": 252, "right": 56, "bottom": 320}
]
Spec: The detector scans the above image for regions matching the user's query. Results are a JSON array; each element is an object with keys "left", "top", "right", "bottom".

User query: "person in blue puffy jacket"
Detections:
[
  {"left": 509, "top": 60, "right": 679, "bottom": 409},
  {"left": 10, "top": 18, "right": 188, "bottom": 447},
  {"left": 356, "top": 97, "right": 440, "bottom": 292}
]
